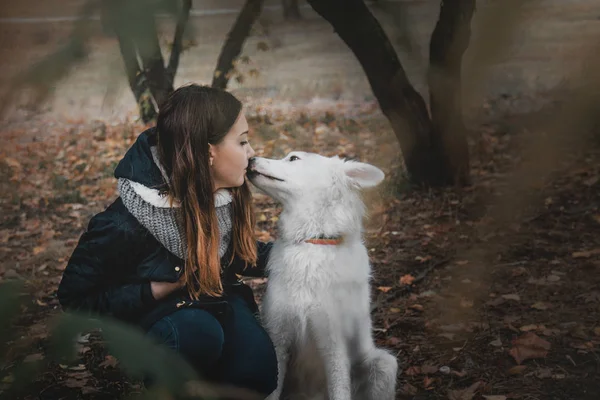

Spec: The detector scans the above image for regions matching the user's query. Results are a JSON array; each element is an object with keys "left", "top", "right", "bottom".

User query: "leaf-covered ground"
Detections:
[{"left": 1, "top": 100, "right": 599, "bottom": 399}]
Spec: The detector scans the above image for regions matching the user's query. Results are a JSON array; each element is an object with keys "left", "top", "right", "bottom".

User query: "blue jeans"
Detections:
[{"left": 146, "top": 295, "right": 278, "bottom": 396}]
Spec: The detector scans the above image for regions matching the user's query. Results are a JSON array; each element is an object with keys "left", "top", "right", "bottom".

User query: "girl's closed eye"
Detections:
[{"left": 241, "top": 140, "right": 249, "bottom": 146}]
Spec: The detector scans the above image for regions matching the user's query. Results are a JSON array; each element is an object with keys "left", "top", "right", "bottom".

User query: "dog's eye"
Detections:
[{"left": 289, "top": 155, "right": 300, "bottom": 162}]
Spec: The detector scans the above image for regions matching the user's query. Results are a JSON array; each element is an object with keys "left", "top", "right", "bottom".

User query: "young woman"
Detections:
[{"left": 57, "top": 84, "right": 277, "bottom": 396}]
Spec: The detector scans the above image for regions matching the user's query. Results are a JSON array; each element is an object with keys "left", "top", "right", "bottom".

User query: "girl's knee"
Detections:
[
  {"left": 148, "top": 308, "right": 225, "bottom": 371},
  {"left": 226, "top": 334, "right": 278, "bottom": 395}
]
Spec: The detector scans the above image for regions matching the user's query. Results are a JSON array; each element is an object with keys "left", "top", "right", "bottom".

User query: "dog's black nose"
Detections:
[{"left": 248, "top": 157, "right": 256, "bottom": 169}]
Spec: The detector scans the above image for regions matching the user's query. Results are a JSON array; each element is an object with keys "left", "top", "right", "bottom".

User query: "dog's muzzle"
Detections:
[{"left": 247, "top": 166, "right": 284, "bottom": 182}]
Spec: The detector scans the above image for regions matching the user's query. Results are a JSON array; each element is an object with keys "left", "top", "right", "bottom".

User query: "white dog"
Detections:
[{"left": 247, "top": 152, "right": 398, "bottom": 400}]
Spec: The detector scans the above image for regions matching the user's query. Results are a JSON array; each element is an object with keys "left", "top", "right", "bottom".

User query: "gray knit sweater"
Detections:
[{"left": 117, "top": 147, "right": 233, "bottom": 260}]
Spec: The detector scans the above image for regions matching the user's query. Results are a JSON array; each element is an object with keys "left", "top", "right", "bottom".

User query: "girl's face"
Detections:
[{"left": 209, "top": 111, "right": 255, "bottom": 190}]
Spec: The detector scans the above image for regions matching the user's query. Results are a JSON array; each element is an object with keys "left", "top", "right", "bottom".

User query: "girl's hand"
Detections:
[{"left": 150, "top": 276, "right": 186, "bottom": 300}]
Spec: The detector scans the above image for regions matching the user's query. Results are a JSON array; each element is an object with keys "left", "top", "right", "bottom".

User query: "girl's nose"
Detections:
[{"left": 248, "top": 144, "right": 256, "bottom": 159}]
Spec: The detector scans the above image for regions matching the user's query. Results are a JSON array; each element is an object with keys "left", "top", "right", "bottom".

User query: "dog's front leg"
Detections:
[
  {"left": 267, "top": 340, "right": 289, "bottom": 400},
  {"left": 263, "top": 320, "right": 292, "bottom": 400},
  {"left": 311, "top": 316, "right": 352, "bottom": 400}
]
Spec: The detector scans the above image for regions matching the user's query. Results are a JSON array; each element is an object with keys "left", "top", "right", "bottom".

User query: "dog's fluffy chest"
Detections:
[{"left": 264, "top": 240, "right": 371, "bottom": 316}]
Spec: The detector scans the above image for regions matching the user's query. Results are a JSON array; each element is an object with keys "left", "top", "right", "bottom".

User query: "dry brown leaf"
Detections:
[
  {"left": 501, "top": 293, "right": 521, "bottom": 301},
  {"left": 32, "top": 245, "right": 46, "bottom": 255},
  {"left": 520, "top": 324, "right": 542, "bottom": 332},
  {"left": 23, "top": 353, "right": 44, "bottom": 363},
  {"left": 508, "top": 365, "right": 527, "bottom": 375},
  {"left": 534, "top": 368, "right": 553, "bottom": 379},
  {"left": 509, "top": 332, "right": 551, "bottom": 364},
  {"left": 531, "top": 302, "right": 551, "bottom": 310},
  {"left": 64, "top": 378, "right": 88, "bottom": 388},
  {"left": 460, "top": 298, "right": 474, "bottom": 308},
  {"left": 400, "top": 274, "right": 415, "bottom": 286},
  {"left": 421, "top": 364, "right": 438, "bottom": 375},
  {"left": 572, "top": 249, "right": 600, "bottom": 258},
  {"left": 99, "top": 355, "right": 118, "bottom": 369},
  {"left": 423, "top": 376, "right": 435, "bottom": 389},
  {"left": 377, "top": 286, "right": 392, "bottom": 293},
  {"left": 401, "top": 383, "right": 418, "bottom": 396},
  {"left": 405, "top": 366, "right": 421, "bottom": 376},
  {"left": 447, "top": 381, "right": 483, "bottom": 400}
]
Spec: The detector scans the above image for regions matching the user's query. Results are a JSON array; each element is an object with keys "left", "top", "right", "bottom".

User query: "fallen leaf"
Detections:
[
  {"left": 546, "top": 275, "right": 561, "bottom": 282},
  {"left": 389, "top": 307, "right": 402, "bottom": 313},
  {"left": 502, "top": 294, "right": 521, "bottom": 301},
  {"left": 81, "top": 386, "right": 100, "bottom": 395},
  {"left": 572, "top": 249, "right": 600, "bottom": 258},
  {"left": 32, "top": 246, "right": 46, "bottom": 255},
  {"left": 460, "top": 298, "right": 474, "bottom": 308},
  {"left": 409, "top": 304, "right": 424, "bottom": 311},
  {"left": 593, "top": 327, "right": 600, "bottom": 337},
  {"left": 386, "top": 337, "right": 401, "bottom": 346},
  {"left": 400, "top": 274, "right": 416, "bottom": 286},
  {"left": 531, "top": 302, "right": 551, "bottom": 310},
  {"left": 377, "top": 286, "right": 392, "bottom": 293},
  {"left": 405, "top": 366, "right": 421, "bottom": 376},
  {"left": 438, "top": 333, "right": 456, "bottom": 340},
  {"left": 64, "top": 378, "right": 87, "bottom": 388},
  {"left": 534, "top": 368, "right": 553, "bottom": 379},
  {"left": 490, "top": 338, "right": 503, "bottom": 347},
  {"left": 520, "top": 324, "right": 542, "bottom": 332},
  {"left": 401, "top": 383, "right": 418, "bottom": 396},
  {"left": 23, "top": 353, "right": 44, "bottom": 363},
  {"left": 421, "top": 364, "right": 438, "bottom": 374},
  {"left": 99, "top": 355, "right": 118, "bottom": 369},
  {"left": 584, "top": 175, "right": 599, "bottom": 186},
  {"left": 578, "top": 291, "right": 600, "bottom": 303},
  {"left": 423, "top": 376, "right": 435, "bottom": 389},
  {"left": 448, "top": 381, "right": 483, "bottom": 400},
  {"left": 486, "top": 297, "right": 506, "bottom": 307},
  {"left": 509, "top": 332, "right": 551, "bottom": 364},
  {"left": 508, "top": 365, "right": 527, "bottom": 375}
]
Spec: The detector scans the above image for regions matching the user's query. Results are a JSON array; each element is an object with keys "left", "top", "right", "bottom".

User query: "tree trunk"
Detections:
[
  {"left": 115, "top": 33, "right": 157, "bottom": 123},
  {"left": 307, "top": 0, "right": 454, "bottom": 186},
  {"left": 282, "top": 0, "right": 302, "bottom": 20},
  {"left": 212, "top": 0, "right": 265, "bottom": 89},
  {"left": 106, "top": 0, "right": 157, "bottom": 122},
  {"left": 166, "top": 0, "right": 192, "bottom": 88},
  {"left": 132, "top": 7, "right": 173, "bottom": 107},
  {"left": 428, "top": 0, "right": 475, "bottom": 186},
  {"left": 102, "top": 0, "right": 190, "bottom": 122}
]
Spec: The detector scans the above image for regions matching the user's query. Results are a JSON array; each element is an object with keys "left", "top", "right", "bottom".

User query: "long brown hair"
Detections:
[{"left": 156, "top": 84, "right": 257, "bottom": 298}]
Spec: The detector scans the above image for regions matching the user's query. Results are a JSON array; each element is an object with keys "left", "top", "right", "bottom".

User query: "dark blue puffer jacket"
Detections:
[{"left": 57, "top": 128, "right": 272, "bottom": 330}]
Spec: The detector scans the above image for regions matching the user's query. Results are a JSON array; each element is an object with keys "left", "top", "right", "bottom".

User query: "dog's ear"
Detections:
[{"left": 343, "top": 161, "right": 385, "bottom": 188}]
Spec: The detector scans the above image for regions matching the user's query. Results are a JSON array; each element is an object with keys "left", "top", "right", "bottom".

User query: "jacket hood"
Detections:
[{"left": 114, "top": 127, "right": 166, "bottom": 189}]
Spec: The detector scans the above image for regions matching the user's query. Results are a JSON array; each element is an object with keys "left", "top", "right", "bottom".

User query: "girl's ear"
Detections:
[
  {"left": 208, "top": 144, "right": 215, "bottom": 166},
  {"left": 343, "top": 161, "right": 385, "bottom": 188}
]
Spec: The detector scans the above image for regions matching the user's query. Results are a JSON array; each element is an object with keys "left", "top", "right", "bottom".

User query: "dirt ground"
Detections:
[{"left": 1, "top": 0, "right": 600, "bottom": 399}]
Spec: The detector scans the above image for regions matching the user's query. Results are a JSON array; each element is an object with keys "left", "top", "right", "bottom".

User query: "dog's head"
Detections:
[{"left": 247, "top": 152, "right": 384, "bottom": 238}]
